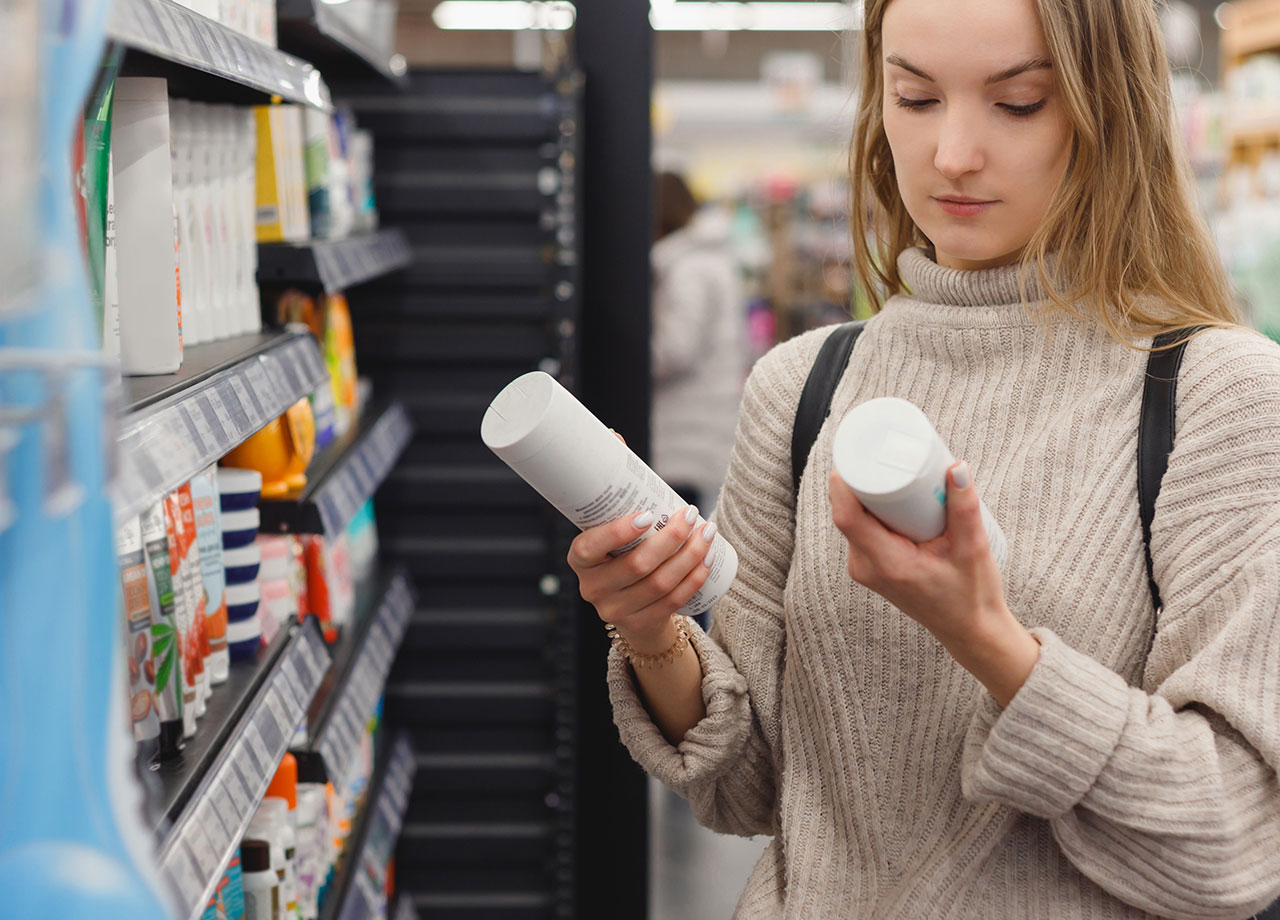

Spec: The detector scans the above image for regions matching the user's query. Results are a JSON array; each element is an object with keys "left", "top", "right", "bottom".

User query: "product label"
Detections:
[
  {"left": 116, "top": 518, "right": 159, "bottom": 742},
  {"left": 141, "top": 504, "right": 184, "bottom": 732},
  {"left": 164, "top": 493, "right": 200, "bottom": 713},
  {"left": 191, "top": 469, "right": 229, "bottom": 655},
  {"left": 104, "top": 154, "right": 120, "bottom": 359},
  {"left": 224, "top": 857, "right": 245, "bottom": 920},
  {"left": 242, "top": 881, "right": 280, "bottom": 920}
]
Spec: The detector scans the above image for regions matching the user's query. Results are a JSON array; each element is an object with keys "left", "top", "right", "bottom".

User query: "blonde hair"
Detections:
[{"left": 850, "top": 0, "right": 1243, "bottom": 346}]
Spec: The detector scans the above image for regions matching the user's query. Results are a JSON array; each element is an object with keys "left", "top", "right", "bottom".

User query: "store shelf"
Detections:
[
  {"left": 301, "top": 568, "right": 415, "bottom": 791},
  {"left": 276, "top": 0, "right": 408, "bottom": 89},
  {"left": 393, "top": 897, "right": 421, "bottom": 920},
  {"left": 257, "top": 229, "right": 412, "bottom": 294},
  {"left": 321, "top": 733, "right": 417, "bottom": 920},
  {"left": 116, "top": 329, "right": 328, "bottom": 522},
  {"left": 153, "top": 617, "right": 331, "bottom": 920},
  {"left": 108, "top": 0, "right": 332, "bottom": 110},
  {"left": 259, "top": 398, "right": 412, "bottom": 536}
]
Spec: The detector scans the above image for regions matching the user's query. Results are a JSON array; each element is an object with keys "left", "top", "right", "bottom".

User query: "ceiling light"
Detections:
[
  {"left": 432, "top": 1, "right": 577, "bottom": 30},
  {"left": 650, "top": 1, "right": 862, "bottom": 32}
]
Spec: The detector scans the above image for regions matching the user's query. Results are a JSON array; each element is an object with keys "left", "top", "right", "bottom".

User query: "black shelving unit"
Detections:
[
  {"left": 299, "top": 567, "right": 415, "bottom": 790},
  {"left": 152, "top": 618, "right": 331, "bottom": 919},
  {"left": 108, "top": 0, "right": 332, "bottom": 109},
  {"left": 258, "top": 399, "right": 412, "bottom": 536},
  {"left": 257, "top": 229, "right": 412, "bottom": 294},
  {"left": 276, "top": 0, "right": 408, "bottom": 90},
  {"left": 320, "top": 733, "right": 417, "bottom": 920},
  {"left": 117, "top": 330, "right": 328, "bottom": 521},
  {"left": 345, "top": 68, "right": 584, "bottom": 920}
]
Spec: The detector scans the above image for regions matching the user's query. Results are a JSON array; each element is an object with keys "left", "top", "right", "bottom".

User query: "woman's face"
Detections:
[{"left": 881, "top": 0, "right": 1072, "bottom": 271}]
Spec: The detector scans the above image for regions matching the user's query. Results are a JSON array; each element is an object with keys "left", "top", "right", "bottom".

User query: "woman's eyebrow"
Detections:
[
  {"left": 985, "top": 58, "right": 1053, "bottom": 85},
  {"left": 883, "top": 53, "right": 1053, "bottom": 86}
]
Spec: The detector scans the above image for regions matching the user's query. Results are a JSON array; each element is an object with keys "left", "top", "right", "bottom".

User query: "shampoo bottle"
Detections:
[{"left": 482, "top": 371, "right": 738, "bottom": 618}]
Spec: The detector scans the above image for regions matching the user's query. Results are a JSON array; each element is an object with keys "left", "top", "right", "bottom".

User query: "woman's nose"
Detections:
[{"left": 933, "top": 111, "right": 985, "bottom": 180}]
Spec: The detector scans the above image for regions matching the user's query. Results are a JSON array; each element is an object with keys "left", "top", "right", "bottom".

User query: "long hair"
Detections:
[{"left": 849, "top": 0, "right": 1242, "bottom": 346}]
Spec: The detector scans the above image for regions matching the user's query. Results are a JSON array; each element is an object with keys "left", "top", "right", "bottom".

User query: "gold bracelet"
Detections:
[{"left": 605, "top": 615, "right": 692, "bottom": 669}]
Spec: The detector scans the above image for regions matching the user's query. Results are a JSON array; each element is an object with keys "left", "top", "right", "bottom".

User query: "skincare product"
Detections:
[
  {"left": 482, "top": 371, "right": 739, "bottom": 617},
  {"left": 831, "top": 397, "right": 1008, "bottom": 569},
  {"left": 113, "top": 77, "right": 182, "bottom": 375},
  {"left": 163, "top": 491, "right": 202, "bottom": 734},
  {"left": 140, "top": 502, "right": 186, "bottom": 756},
  {"left": 175, "top": 483, "right": 211, "bottom": 713},
  {"left": 191, "top": 466, "right": 230, "bottom": 684},
  {"left": 239, "top": 839, "right": 278, "bottom": 920},
  {"left": 115, "top": 516, "right": 160, "bottom": 756}
]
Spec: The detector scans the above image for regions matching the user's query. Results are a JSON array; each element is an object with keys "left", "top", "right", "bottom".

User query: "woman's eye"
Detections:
[
  {"left": 999, "top": 99, "right": 1048, "bottom": 117},
  {"left": 893, "top": 94, "right": 937, "bottom": 111}
]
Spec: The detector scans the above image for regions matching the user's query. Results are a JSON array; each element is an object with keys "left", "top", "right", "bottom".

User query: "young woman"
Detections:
[{"left": 569, "top": 0, "right": 1280, "bottom": 915}]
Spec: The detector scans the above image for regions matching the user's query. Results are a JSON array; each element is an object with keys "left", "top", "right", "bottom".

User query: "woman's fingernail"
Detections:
[
  {"left": 684, "top": 505, "right": 699, "bottom": 525},
  {"left": 633, "top": 511, "right": 655, "bottom": 529},
  {"left": 703, "top": 548, "right": 715, "bottom": 567},
  {"left": 952, "top": 462, "right": 972, "bottom": 490},
  {"left": 701, "top": 522, "right": 717, "bottom": 543}
]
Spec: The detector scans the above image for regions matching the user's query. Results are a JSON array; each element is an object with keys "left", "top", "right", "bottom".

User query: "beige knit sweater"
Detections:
[{"left": 607, "top": 247, "right": 1280, "bottom": 919}]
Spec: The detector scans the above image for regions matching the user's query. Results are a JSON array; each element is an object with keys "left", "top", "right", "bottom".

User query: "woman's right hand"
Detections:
[{"left": 568, "top": 503, "right": 717, "bottom": 654}]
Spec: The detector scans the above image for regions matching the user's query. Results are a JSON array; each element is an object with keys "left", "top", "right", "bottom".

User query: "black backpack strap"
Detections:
[
  {"left": 1139, "top": 327, "right": 1203, "bottom": 611},
  {"left": 792, "top": 321, "right": 868, "bottom": 499}
]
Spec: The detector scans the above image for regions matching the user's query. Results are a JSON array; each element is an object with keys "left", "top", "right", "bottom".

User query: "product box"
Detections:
[
  {"left": 255, "top": 105, "right": 308, "bottom": 244},
  {"left": 113, "top": 77, "right": 182, "bottom": 375}
]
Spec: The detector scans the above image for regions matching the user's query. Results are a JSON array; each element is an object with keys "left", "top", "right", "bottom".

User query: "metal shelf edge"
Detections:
[
  {"left": 156, "top": 618, "right": 331, "bottom": 920},
  {"left": 115, "top": 331, "right": 328, "bottom": 522},
  {"left": 108, "top": 0, "right": 333, "bottom": 110}
]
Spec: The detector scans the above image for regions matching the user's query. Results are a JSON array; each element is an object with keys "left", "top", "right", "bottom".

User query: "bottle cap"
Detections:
[
  {"left": 240, "top": 838, "right": 271, "bottom": 873},
  {"left": 266, "top": 752, "right": 298, "bottom": 810}
]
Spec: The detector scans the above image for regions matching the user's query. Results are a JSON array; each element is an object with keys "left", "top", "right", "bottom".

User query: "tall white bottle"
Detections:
[{"left": 482, "top": 371, "right": 738, "bottom": 618}]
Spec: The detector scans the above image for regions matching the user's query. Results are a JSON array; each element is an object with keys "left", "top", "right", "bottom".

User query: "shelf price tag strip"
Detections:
[
  {"left": 315, "top": 402, "right": 412, "bottom": 537},
  {"left": 107, "top": 0, "right": 333, "bottom": 111},
  {"left": 157, "top": 618, "right": 331, "bottom": 920},
  {"left": 335, "top": 734, "right": 417, "bottom": 920},
  {"left": 314, "top": 572, "right": 414, "bottom": 793},
  {"left": 311, "top": 230, "right": 412, "bottom": 294},
  {"left": 116, "top": 332, "right": 327, "bottom": 521}
]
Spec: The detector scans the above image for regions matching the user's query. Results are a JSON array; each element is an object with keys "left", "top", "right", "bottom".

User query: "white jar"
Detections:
[{"left": 831, "top": 397, "right": 1007, "bottom": 570}]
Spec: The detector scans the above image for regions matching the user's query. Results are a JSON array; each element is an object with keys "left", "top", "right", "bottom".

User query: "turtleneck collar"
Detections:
[
  {"left": 879, "top": 247, "right": 1080, "bottom": 330},
  {"left": 896, "top": 246, "right": 1044, "bottom": 307}
]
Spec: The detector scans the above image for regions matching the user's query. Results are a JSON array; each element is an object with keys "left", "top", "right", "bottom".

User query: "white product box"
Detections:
[{"left": 114, "top": 78, "right": 182, "bottom": 376}]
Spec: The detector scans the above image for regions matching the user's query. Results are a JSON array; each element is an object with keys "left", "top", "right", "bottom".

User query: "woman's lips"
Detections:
[{"left": 933, "top": 197, "right": 997, "bottom": 217}]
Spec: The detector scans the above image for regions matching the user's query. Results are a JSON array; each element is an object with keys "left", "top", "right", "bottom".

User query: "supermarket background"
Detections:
[{"left": 2, "top": 1, "right": 1278, "bottom": 919}]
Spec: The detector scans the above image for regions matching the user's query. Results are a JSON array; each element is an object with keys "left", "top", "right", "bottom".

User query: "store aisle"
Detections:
[{"left": 649, "top": 777, "right": 770, "bottom": 920}]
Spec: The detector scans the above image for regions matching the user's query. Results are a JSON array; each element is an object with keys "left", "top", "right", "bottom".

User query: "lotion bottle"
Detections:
[{"left": 482, "top": 371, "right": 738, "bottom": 617}]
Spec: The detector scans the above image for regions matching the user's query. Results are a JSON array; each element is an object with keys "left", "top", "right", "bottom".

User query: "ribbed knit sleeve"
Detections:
[
  {"left": 607, "top": 325, "right": 838, "bottom": 838},
  {"left": 961, "top": 328, "right": 1280, "bottom": 919}
]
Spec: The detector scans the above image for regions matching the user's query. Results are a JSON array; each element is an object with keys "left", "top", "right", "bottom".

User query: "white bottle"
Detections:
[
  {"left": 482, "top": 371, "right": 738, "bottom": 618},
  {"left": 256, "top": 797, "right": 300, "bottom": 920},
  {"left": 238, "top": 108, "right": 262, "bottom": 335},
  {"left": 239, "top": 838, "right": 279, "bottom": 920},
  {"left": 831, "top": 397, "right": 1008, "bottom": 569},
  {"left": 190, "top": 103, "right": 224, "bottom": 343},
  {"left": 294, "top": 787, "right": 324, "bottom": 920},
  {"left": 114, "top": 77, "right": 182, "bottom": 375}
]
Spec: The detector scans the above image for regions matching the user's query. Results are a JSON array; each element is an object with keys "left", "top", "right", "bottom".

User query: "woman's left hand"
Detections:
[{"left": 828, "top": 461, "right": 1041, "bottom": 707}]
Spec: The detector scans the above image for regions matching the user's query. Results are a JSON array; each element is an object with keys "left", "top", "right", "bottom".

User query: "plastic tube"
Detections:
[{"left": 482, "top": 371, "right": 738, "bottom": 617}]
